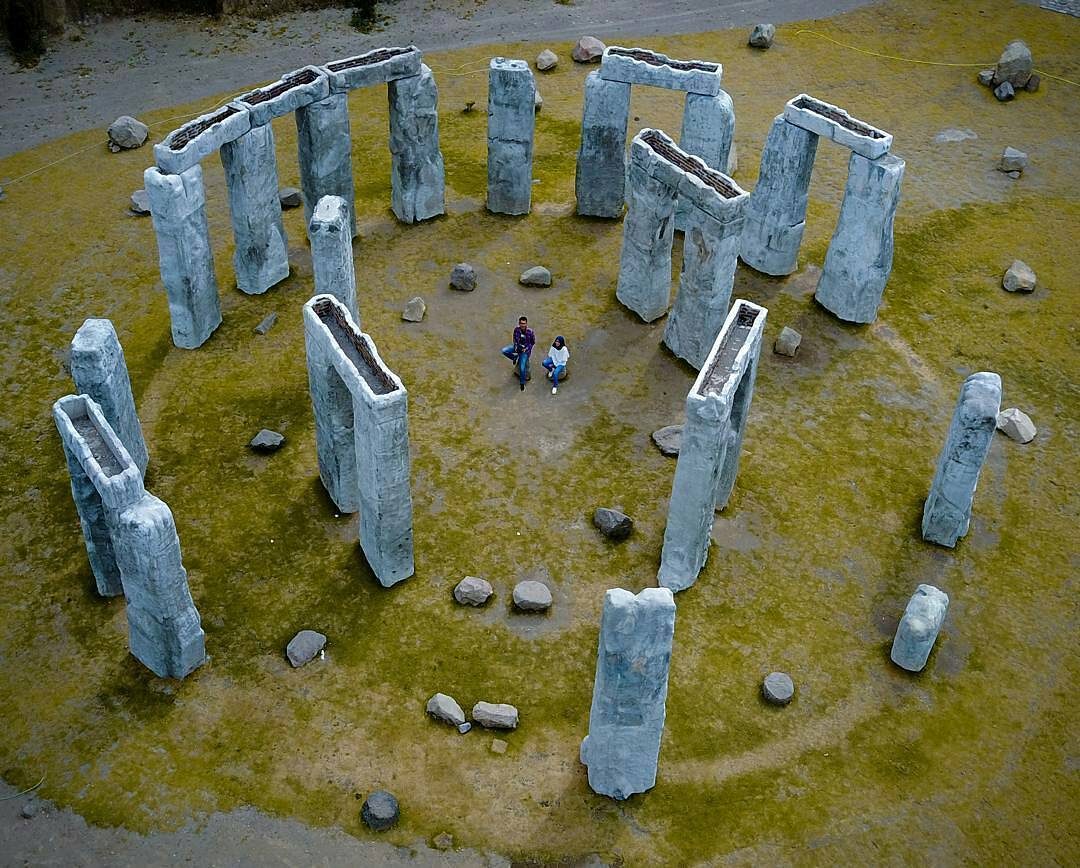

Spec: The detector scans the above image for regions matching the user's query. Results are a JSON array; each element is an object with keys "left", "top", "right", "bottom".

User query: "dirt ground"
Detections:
[{"left": 0, "top": 0, "right": 1078, "bottom": 865}]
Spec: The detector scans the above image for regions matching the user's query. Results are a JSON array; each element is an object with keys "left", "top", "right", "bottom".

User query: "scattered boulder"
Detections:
[
  {"left": 994, "top": 81, "right": 1015, "bottom": 102},
  {"left": 992, "top": 39, "right": 1033, "bottom": 89},
  {"left": 1007, "top": 171, "right": 1021, "bottom": 180},
  {"left": 130, "top": 189, "right": 151, "bottom": 214},
  {"left": 1002, "top": 259, "right": 1036, "bottom": 292},
  {"left": 20, "top": 801, "right": 40, "bottom": 820},
  {"left": 513, "top": 580, "right": 552, "bottom": 612},
  {"left": 762, "top": 672, "right": 795, "bottom": 706},
  {"left": 651, "top": 425, "right": 682, "bottom": 457},
  {"left": 457, "top": 722, "right": 471, "bottom": 734},
  {"left": 108, "top": 115, "right": 149, "bottom": 151},
  {"left": 426, "top": 692, "right": 466, "bottom": 726},
  {"left": 286, "top": 629, "right": 326, "bottom": 667},
  {"left": 519, "top": 265, "right": 552, "bottom": 287},
  {"left": 933, "top": 128, "right": 977, "bottom": 144},
  {"left": 774, "top": 326, "right": 802, "bottom": 357},
  {"left": 279, "top": 187, "right": 302, "bottom": 209},
  {"left": 254, "top": 312, "right": 278, "bottom": 335},
  {"left": 534, "top": 89, "right": 543, "bottom": 112},
  {"left": 361, "top": 791, "right": 399, "bottom": 831},
  {"left": 250, "top": 429, "right": 285, "bottom": 451},
  {"left": 1024, "top": 73, "right": 1041, "bottom": 92},
  {"left": 572, "top": 36, "right": 606, "bottom": 63},
  {"left": 453, "top": 575, "right": 493, "bottom": 606},
  {"left": 748, "top": 23, "right": 775, "bottom": 48},
  {"left": 449, "top": 262, "right": 477, "bottom": 291},
  {"left": 490, "top": 738, "right": 508, "bottom": 754},
  {"left": 536, "top": 49, "right": 558, "bottom": 71},
  {"left": 593, "top": 507, "right": 632, "bottom": 540},
  {"left": 402, "top": 296, "right": 427, "bottom": 322},
  {"left": 996, "top": 408, "right": 1036, "bottom": 443},
  {"left": 977, "top": 68, "right": 995, "bottom": 87},
  {"left": 473, "top": 701, "right": 518, "bottom": 729},
  {"left": 998, "top": 146, "right": 1027, "bottom": 173}
]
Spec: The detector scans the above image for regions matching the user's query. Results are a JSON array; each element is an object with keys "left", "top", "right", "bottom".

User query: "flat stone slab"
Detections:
[
  {"left": 426, "top": 692, "right": 466, "bottom": 726},
  {"left": 513, "top": 580, "right": 552, "bottom": 611},
  {"left": 286, "top": 629, "right": 326, "bottom": 667},
  {"left": 472, "top": 701, "right": 519, "bottom": 729},
  {"left": 652, "top": 425, "right": 682, "bottom": 456},
  {"left": 250, "top": 429, "right": 285, "bottom": 451},
  {"left": 454, "top": 575, "right": 493, "bottom": 606},
  {"left": 361, "top": 790, "right": 399, "bottom": 831},
  {"left": 600, "top": 46, "right": 721, "bottom": 96},
  {"left": 783, "top": 94, "right": 892, "bottom": 159},
  {"left": 154, "top": 103, "right": 252, "bottom": 174},
  {"left": 321, "top": 45, "right": 422, "bottom": 93},
  {"left": 763, "top": 672, "right": 795, "bottom": 705}
]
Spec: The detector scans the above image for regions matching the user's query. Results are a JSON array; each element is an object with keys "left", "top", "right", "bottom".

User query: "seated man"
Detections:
[
  {"left": 542, "top": 335, "right": 569, "bottom": 395},
  {"left": 501, "top": 315, "right": 535, "bottom": 391}
]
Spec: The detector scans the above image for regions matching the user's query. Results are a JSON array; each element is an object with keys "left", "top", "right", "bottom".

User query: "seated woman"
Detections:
[{"left": 542, "top": 335, "right": 569, "bottom": 394}]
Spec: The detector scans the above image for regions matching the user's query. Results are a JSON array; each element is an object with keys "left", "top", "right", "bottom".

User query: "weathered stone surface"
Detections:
[
  {"left": 426, "top": 692, "right": 466, "bottom": 726},
  {"left": 762, "top": 672, "right": 794, "bottom": 705},
  {"left": 402, "top": 296, "right": 427, "bottom": 322},
  {"left": 249, "top": 429, "right": 285, "bottom": 451},
  {"left": 457, "top": 722, "right": 471, "bottom": 734},
  {"left": 154, "top": 104, "right": 251, "bottom": 174},
  {"left": 581, "top": 587, "right": 675, "bottom": 800},
  {"left": 536, "top": 49, "right": 558, "bottom": 71},
  {"left": 534, "top": 89, "right": 543, "bottom": 112},
  {"left": 994, "top": 81, "right": 1015, "bottom": 101},
  {"left": 575, "top": 72, "right": 631, "bottom": 217},
  {"left": 519, "top": 265, "right": 551, "bottom": 286},
  {"left": 433, "top": 832, "right": 454, "bottom": 850},
  {"left": 309, "top": 195, "right": 358, "bottom": 322},
  {"left": 453, "top": 575, "right": 493, "bottom": 606},
  {"left": 977, "top": 68, "right": 995, "bottom": 86},
  {"left": 321, "top": 46, "right": 422, "bottom": 92},
  {"left": 144, "top": 165, "right": 222, "bottom": 349},
  {"left": 239, "top": 66, "right": 330, "bottom": 127},
  {"left": 748, "top": 23, "right": 776, "bottom": 48},
  {"left": 992, "top": 39, "right": 1033, "bottom": 88},
  {"left": 783, "top": 94, "right": 891, "bottom": 159},
  {"left": 487, "top": 58, "right": 535, "bottom": 215},
  {"left": 449, "top": 262, "right": 477, "bottom": 291},
  {"left": 1024, "top": 73, "right": 1041, "bottom": 92},
  {"left": 616, "top": 165, "right": 677, "bottom": 322},
  {"left": 286, "top": 629, "right": 326, "bottom": 667},
  {"left": 71, "top": 318, "right": 149, "bottom": 476},
  {"left": 774, "top": 325, "right": 802, "bottom": 356},
  {"left": 572, "top": 36, "right": 606, "bottom": 63},
  {"left": 891, "top": 584, "right": 949, "bottom": 672},
  {"left": 998, "top": 146, "right": 1027, "bottom": 173},
  {"left": 996, "top": 407, "right": 1036, "bottom": 443},
  {"left": 130, "top": 189, "right": 151, "bottom": 214},
  {"left": 815, "top": 152, "right": 905, "bottom": 323},
  {"left": 108, "top": 115, "right": 148, "bottom": 151},
  {"left": 388, "top": 64, "right": 447, "bottom": 224},
  {"left": 1002, "top": 259, "right": 1036, "bottom": 292},
  {"left": 472, "top": 701, "right": 519, "bottom": 729},
  {"left": 513, "top": 580, "right": 552, "bottom": 611},
  {"left": 922, "top": 372, "right": 1001, "bottom": 548},
  {"left": 652, "top": 425, "right": 683, "bottom": 456},
  {"left": 675, "top": 89, "right": 736, "bottom": 232},
  {"left": 593, "top": 508, "right": 632, "bottom": 540},
  {"left": 279, "top": 187, "right": 302, "bottom": 209},
  {"left": 933, "top": 128, "right": 977, "bottom": 143},
  {"left": 600, "top": 46, "right": 721, "bottom": 96},
  {"left": 220, "top": 122, "right": 290, "bottom": 295},
  {"left": 296, "top": 91, "right": 357, "bottom": 238},
  {"left": 254, "top": 312, "right": 278, "bottom": 335},
  {"left": 740, "top": 116, "right": 818, "bottom": 276},
  {"left": 361, "top": 791, "right": 399, "bottom": 831}
]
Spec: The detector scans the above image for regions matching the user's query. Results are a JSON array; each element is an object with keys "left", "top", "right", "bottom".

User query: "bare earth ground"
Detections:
[{"left": 1, "top": 0, "right": 1079, "bottom": 865}]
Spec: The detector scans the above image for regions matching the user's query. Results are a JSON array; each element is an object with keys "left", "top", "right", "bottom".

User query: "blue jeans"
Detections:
[
  {"left": 501, "top": 345, "right": 530, "bottom": 384},
  {"left": 542, "top": 358, "right": 566, "bottom": 386}
]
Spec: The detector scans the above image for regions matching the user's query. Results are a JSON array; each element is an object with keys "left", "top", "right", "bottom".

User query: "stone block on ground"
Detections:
[
  {"left": 454, "top": 575, "right": 493, "bottom": 606},
  {"left": 426, "top": 692, "right": 466, "bottom": 726},
  {"left": 536, "top": 49, "right": 558, "bottom": 71},
  {"left": 651, "top": 425, "right": 682, "bottom": 456},
  {"left": 513, "top": 580, "right": 552, "bottom": 611},
  {"left": 402, "top": 296, "right": 427, "bottom": 321},
  {"left": 361, "top": 791, "right": 399, "bottom": 831},
  {"left": 774, "top": 326, "right": 802, "bottom": 357},
  {"left": 108, "top": 115, "right": 149, "bottom": 151},
  {"left": 992, "top": 39, "right": 1033, "bottom": 88},
  {"left": 279, "top": 187, "right": 302, "bottom": 209},
  {"left": 994, "top": 81, "right": 1015, "bottom": 101},
  {"left": 254, "top": 312, "right": 277, "bottom": 335},
  {"left": 473, "top": 701, "right": 519, "bottom": 729},
  {"left": 450, "top": 262, "right": 477, "bottom": 291},
  {"left": 998, "top": 146, "right": 1027, "bottom": 173},
  {"left": 748, "top": 23, "right": 775, "bottom": 48},
  {"left": 519, "top": 265, "right": 551, "bottom": 286},
  {"left": 890, "top": 584, "right": 949, "bottom": 672},
  {"left": 996, "top": 407, "right": 1036, "bottom": 442},
  {"left": 250, "top": 429, "right": 285, "bottom": 451},
  {"left": 573, "top": 37, "right": 606, "bottom": 63},
  {"left": 762, "top": 672, "right": 794, "bottom": 705},
  {"left": 1002, "top": 260, "right": 1036, "bottom": 292},
  {"left": 286, "top": 629, "right": 326, "bottom": 667},
  {"left": 593, "top": 508, "right": 633, "bottom": 540},
  {"left": 130, "top": 189, "right": 151, "bottom": 214}
]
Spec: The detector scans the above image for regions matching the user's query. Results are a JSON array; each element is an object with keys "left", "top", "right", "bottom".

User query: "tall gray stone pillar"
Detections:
[
  {"left": 659, "top": 300, "right": 767, "bottom": 592},
  {"left": 71, "top": 318, "right": 149, "bottom": 476},
  {"left": 922, "top": 372, "right": 1001, "bottom": 548},
  {"left": 675, "top": 89, "right": 735, "bottom": 231},
  {"left": 575, "top": 71, "right": 631, "bottom": 218},
  {"left": 309, "top": 195, "right": 359, "bottom": 323},
  {"left": 388, "top": 63, "right": 446, "bottom": 224},
  {"left": 814, "top": 152, "right": 905, "bottom": 323},
  {"left": 580, "top": 587, "right": 676, "bottom": 800},
  {"left": 144, "top": 165, "right": 222, "bottom": 349},
  {"left": 615, "top": 165, "right": 677, "bottom": 322},
  {"left": 219, "top": 122, "right": 290, "bottom": 295},
  {"left": 487, "top": 57, "right": 535, "bottom": 216},
  {"left": 296, "top": 92, "right": 357, "bottom": 237},
  {"left": 739, "top": 116, "right": 818, "bottom": 276}
]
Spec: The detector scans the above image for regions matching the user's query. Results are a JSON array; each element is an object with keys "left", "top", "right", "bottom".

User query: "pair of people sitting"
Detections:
[{"left": 501, "top": 316, "right": 569, "bottom": 394}]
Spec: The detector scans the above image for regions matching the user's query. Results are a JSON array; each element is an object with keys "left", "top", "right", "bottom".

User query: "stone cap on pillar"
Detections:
[
  {"left": 692, "top": 300, "right": 768, "bottom": 405},
  {"left": 783, "top": 94, "right": 892, "bottom": 159},
  {"left": 237, "top": 66, "right": 330, "bottom": 126},
  {"left": 600, "top": 46, "right": 721, "bottom": 95},
  {"left": 154, "top": 103, "right": 252, "bottom": 174},
  {"left": 321, "top": 45, "right": 423, "bottom": 93}
]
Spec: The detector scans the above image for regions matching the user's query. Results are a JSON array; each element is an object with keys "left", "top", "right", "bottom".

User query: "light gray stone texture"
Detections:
[
  {"left": 994, "top": 81, "right": 1015, "bottom": 101},
  {"left": 616, "top": 165, "right": 677, "bottom": 322},
  {"left": 361, "top": 791, "right": 399, "bottom": 831},
  {"left": 457, "top": 722, "right": 471, "bottom": 734},
  {"left": 286, "top": 629, "right": 326, "bottom": 667},
  {"left": 575, "top": 72, "right": 631, "bottom": 217},
  {"left": 449, "top": 263, "right": 477, "bottom": 291},
  {"left": 890, "top": 584, "right": 949, "bottom": 672},
  {"left": 922, "top": 372, "right": 1002, "bottom": 548},
  {"left": 426, "top": 693, "right": 466, "bottom": 726},
  {"left": 996, "top": 407, "right": 1036, "bottom": 443},
  {"left": 774, "top": 325, "right": 802, "bottom": 356},
  {"left": 978, "top": 68, "right": 996, "bottom": 86},
  {"left": 388, "top": 64, "right": 447, "bottom": 224},
  {"left": 322, "top": 46, "right": 422, "bottom": 93},
  {"left": 933, "top": 128, "right": 977, "bottom": 144},
  {"left": 652, "top": 425, "right": 682, "bottom": 456},
  {"left": 143, "top": 164, "right": 222, "bottom": 349},
  {"left": 309, "top": 195, "right": 359, "bottom": 322},
  {"left": 108, "top": 115, "right": 149, "bottom": 151},
  {"left": 814, "top": 152, "right": 905, "bottom": 323},
  {"left": 130, "top": 189, "right": 151, "bottom": 214},
  {"left": 572, "top": 36, "right": 606, "bottom": 63},
  {"left": 154, "top": 104, "right": 251, "bottom": 175},
  {"left": 536, "top": 49, "right": 558, "bottom": 71},
  {"left": 472, "top": 701, "right": 519, "bottom": 729},
  {"left": 220, "top": 122, "right": 290, "bottom": 295},
  {"left": 763, "top": 672, "right": 794, "bottom": 705},
  {"left": 296, "top": 91, "right": 357, "bottom": 238},
  {"left": 513, "top": 580, "right": 553, "bottom": 611},
  {"left": 675, "top": 89, "right": 735, "bottom": 231},
  {"left": 238, "top": 66, "right": 330, "bottom": 127},
  {"left": 401, "top": 296, "right": 426, "bottom": 322},
  {"left": 70, "top": 318, "right": 149, "bottom": 477},
  {"left": 454, "top": 575, "right": 493, "bottom": 606},
  {"left": 487, "top": 58, "right": 536, "bottom": 216},
  {"left": 249, "top": 429, "right": 285, "bottom": 451},
  {"left": 519, "top": 265, "right": 551, "bottom": 286},
  {"left": 740, "top": 116, "right": 818, "bottom": 276},
  {"left": 1002, "top": 259, "right": 1036, "bottom": 292},
  {"left": 600, "top": 46, "right": 721, "bottom": 96},
  {"left": 749, "top": 23, "right": 776, "bottom": 48},
  {"left": 279, "top": 187, "right": 302, "bottom": 209},
  {"left": 580, "top": 587, "right": 676, "bottom": 800},
  {"left": 783, "top": 94, "right": 892, "bottom": 159},
  {"left": 992, "top": 40, "right": 1033, "bottom": 88},
  {"left": 659, "top": 301, "right": 767, "bottom": 591},
  {"left": 998, "top": 146, "right": 1027, "bottom": 173},
  {"left": 254, "top": 312, "right": 278, "bottom": 334}
]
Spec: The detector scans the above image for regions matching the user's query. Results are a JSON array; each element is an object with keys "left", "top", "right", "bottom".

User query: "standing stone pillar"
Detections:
[
  {"left": 659, "top": 301, "right": 767, "bottom": 592},
  {"left": 388, "top": 63, "right": 446, "bottom": 223},
  {"left": 615, "top": 165, "right": 677, "bottom": 322},
  {"left": 309, "top": 196, "right": 359, "bottom": 323},
  {"left": 487, "top": 57, "right": 535, "bottom": 216},
  {"left": 575, "top": 71, "right": 631, "bottom": 218},
  {"left": 675, "top": 89, "right": 735, "bottom": 231},
  {"left": 922, "top": 372, "right": 1001, "bottom": 548},
  {"left": 144, "top": 165, "right": 222, "bottom": 349},
  {"left": 296, "top": 92, "right": 357, "bottom": 237},
  {"left": 814, "top": 152, "right": 905, "bottom": 323},
  {"left": 71, "top": 318, "right": 149, "bottom": 476},
  {"left": 219, "top": 122, "right": 290, "bottom": 295},
  {"left": 739, "top": 116, "right": 818, "bottom": 276},
  {"left": 580, "top": 587, "right": 676, "bottom": 800}
]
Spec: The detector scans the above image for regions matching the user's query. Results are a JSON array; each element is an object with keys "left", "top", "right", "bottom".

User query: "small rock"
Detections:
[
  {"left": 402, "top": 296, "right": 427, "bottom": 322},
  {"left": 994, "top": 81, "right": 1015, "bottom": 102},
  {"left": 433, "top": 832, "right": 454, "bottom": 850},
  {"left": 279, "top": 187, "right": 302, "bottom": 209},
  {"left": 652, "top": 425, "right": 682, "bottom": 457},
  {"left": 536, "top": 49, "right": 558, "bottom": 71},
  {"left": 992, "top": 39, "right": 1033, "bottom": 89},
  {"left": 286, "top": 629, "right": 326, "bottom": 667},
  {"left": 572, "top": 36, "right": 606, "bottom": 63},
  {"left": 20, "top": 801, "right": 39, "bottom": 819},
  {"left": 933, "top": 128, "right": 977, "bottom": 144},
  {"left": 449, "top": 262, "right": 477, "bottom": 291},
  {"left": 512, "top": 580, "right": 552, "bottom": 612},
  {"left": 1007, "top": 171, "right": 1021, "bottom": 179},
  {"left": 1002, "top": 260, "right": 1036, "bottom": 292},
  {"left": 361, "top": 790, "right": 399, "bottom": 831},
  {"left": 254, "top": 312, "right": 278, "bottom": 335},
  {"left": 1024, "top": 73, "right": 1040, "bottom": 93},
  {"left": 998, "top": 146, "right": 1027, "bottom": 173},
  {"left": 996, "top": 408, "right": 1036, "bottom": 443},
  {"left": 130, "top": 189, "right": 151, "bottom": 214},
  {"left": 774, "top": 326, "right": 802, "bottom": 357},
  {"left": 977, "top": 68, "right": 995, "bottom": 87},
  {"left": 534, "top": 89, "right": 543, "bottom": 112},
  {"left": 490, "top": 738, "right": 508, "bottom": 754},
  {"left": 107, "top": 115, "right": 149, "bottom": 151},
  {"left": 473, "top": 701, "right": 519, "bottom": 729},
  {"left": 426, "top": 692, "right": 466, "bottom": 726},
  {"left": 250, "top": 429, "right": 285, "bottom": 451},
  {"left": 457, "top": 722, "right": 472, "bottom": 734},
  {"left": 748, "top": 23, "right": 775, "bottom": 48},
  {"left": 763, "top": 672, "right": 795, "bottom": 706},
  {"left": 519, "top": 265, "right": 551, "bottom": 287},
  {"left": 453, "top": 576, "right": 493, "bottom": 606},
  {"left": 593, "top": 507, "right": 632, "bottom": 540}
]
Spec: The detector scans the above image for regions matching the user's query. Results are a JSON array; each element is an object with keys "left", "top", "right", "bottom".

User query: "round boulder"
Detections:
[
  {"left": 996, "top": 408, "right": 1036, "bottom": 443},
  {"left": 108, "top": 115, "right": 149, "bottom": 151},
  {"left": 762, "top": 672, "right": 795, "bottom": 706},
  {"left": 572, "top": 36, "right": 606, "bottom": 63},
  {"left": 513, "top": 580, "right": 552, "bottom": 612},
  {"left": 450, "top": 262, "right": 477, "bottom": 291},
  {"left": 536, "top": 49, "right": 558, "bottom": 71},
  {"left": 472, "top": 700, "right": 519, "bottom": 729},
  {"left": 454, "top": 576, "right": 493, "bottom": 606},
  {"left": 748, "top": 23, "right": 775, "bottom": 49},
  {"left": 519, "top": 265, "right": 551, "bottom": 287},
  {"left": 361, "top": 790, "right": 399, "bottom": 831},
  {"left": 1002, "top": 260, "right": 1036, "bottom": 293},
  {"left": 286, "top": 629, "right": 326, "bottom": 667},
  {"left": 426, "top": 692, "right": 466, "bottom": 726},
  {"left": 130, "top": 189, "right": 151, "bottom": 215},
  {"left": 992, "top": 39, "right": 1033, "bottom": 89}
]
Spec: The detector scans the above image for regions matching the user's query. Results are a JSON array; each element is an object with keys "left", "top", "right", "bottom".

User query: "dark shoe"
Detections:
[{"left": 520, "top": 382, "right": 525, "bottom": 391}]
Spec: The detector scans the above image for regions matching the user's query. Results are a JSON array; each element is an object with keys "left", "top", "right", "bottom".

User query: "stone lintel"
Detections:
[
  {"left": 600, "top": 46, "right": 721, "bottom": 95},
  {"left": 238, "top": 66, "right": 331, "bottom": 126},
  {"left": 782, "top": 93, "right": 892, "bottom": 159},
  {"left": 154, "top": 103, "right": 252, "bottom": 175},
  {"left": 321, "top": 45, "right": 423, "bottom": 93}
]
